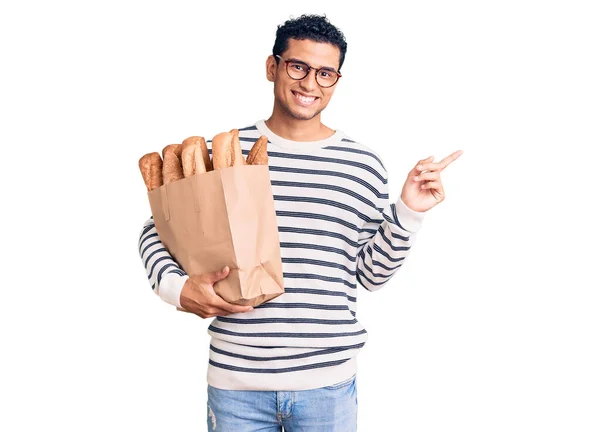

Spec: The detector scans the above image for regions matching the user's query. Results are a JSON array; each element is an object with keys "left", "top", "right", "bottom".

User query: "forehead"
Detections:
[{"left": 282, "top": 38, "right": 340, "bottom": 70}]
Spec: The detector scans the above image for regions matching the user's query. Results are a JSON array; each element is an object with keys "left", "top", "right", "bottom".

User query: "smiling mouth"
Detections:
[{"left": 292, "top": 91, "right": 318, "bottom": 106}]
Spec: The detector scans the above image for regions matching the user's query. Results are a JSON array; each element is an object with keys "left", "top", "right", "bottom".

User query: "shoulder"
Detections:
[{"left": 324, "top": 131, "right": 388, "bottom": 176}]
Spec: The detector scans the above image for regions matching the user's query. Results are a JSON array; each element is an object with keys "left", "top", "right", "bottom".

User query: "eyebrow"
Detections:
[{"left": 288, "top": 57, "right": 338, "bottom": 72}]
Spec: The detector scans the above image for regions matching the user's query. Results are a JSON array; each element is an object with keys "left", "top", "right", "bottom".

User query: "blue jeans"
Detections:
[{"left": 206, "top": 375, "right": 358, "bottom": 431}]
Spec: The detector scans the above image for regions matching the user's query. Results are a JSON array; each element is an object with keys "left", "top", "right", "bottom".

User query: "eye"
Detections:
[
  {"left": 319, "top": 70, "right": 334, "bottom": 79},
  {"left": 291, "top": 62, "right": 307, "bottom": 72}
]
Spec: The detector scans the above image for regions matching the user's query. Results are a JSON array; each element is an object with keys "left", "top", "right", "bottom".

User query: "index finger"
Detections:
[{"left": 438, "top": 150, "right": 463, "bottom": 170}]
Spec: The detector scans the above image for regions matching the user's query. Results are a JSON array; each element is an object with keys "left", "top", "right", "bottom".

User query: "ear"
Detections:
[{"left": 266, "top": 55, "right": 277, "bottom": 82}]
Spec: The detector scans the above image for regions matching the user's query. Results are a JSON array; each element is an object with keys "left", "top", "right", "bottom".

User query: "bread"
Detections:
[
  {"left": 163, "top": 148, "right": 184, "bottom": 184},
  {"left": 138, "top": 152, "right": 163, "bottom": 191},
  {"left": 182, "top": 136, "right": 207, "bottom": 177},
  {"left": 198, "top": 136, "right": 212, "bottom": 171},
  {"left": 246, "top": 136, "right": 269, "bottom": 165},
  {"left": 162, "top": 143, "right": 182, "bottom": 160},
  {"left": 230, "top": 129, "right": 247, "bottom": 166},
  {"left": 211, "top": 132, "right": 234, "bottom": 169}
]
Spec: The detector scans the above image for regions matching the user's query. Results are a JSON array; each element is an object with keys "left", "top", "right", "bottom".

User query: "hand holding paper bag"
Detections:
[
  {"left": 139, "top": 131, "right": 284, "bottom": 312},
  {"left": 177, "top": 266, "right": 253, "bottom": 317}
]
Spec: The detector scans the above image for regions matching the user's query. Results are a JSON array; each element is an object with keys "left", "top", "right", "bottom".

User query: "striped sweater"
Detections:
[{"left": 138, "top": 120, "right": 425, "bottom": 391}]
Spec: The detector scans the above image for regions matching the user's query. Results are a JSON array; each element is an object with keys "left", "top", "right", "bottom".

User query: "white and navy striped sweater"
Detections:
[{"left": 138, "top": 120, "right": 425, "bottom": 391}]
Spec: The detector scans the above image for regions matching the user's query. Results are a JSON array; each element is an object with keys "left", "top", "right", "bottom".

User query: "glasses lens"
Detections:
[
  {"left": 286, "top": 61, "right": 309, "bottom": 79},
  {"left": 316, "top": 69, "right": 339, "bottom": 88}
]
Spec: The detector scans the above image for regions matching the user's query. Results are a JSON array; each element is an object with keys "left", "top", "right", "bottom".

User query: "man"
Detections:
[{"left": 138, "top": 14, "right": 461, "bottom": 432}]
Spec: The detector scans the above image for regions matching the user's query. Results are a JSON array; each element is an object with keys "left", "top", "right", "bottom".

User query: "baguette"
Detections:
[
  {"left": 181, "top": 136, "right": 207, "bottom": 177},
  {"left": 163, "top": 148, "right": 184, "bottom": 184},
  {"left": 138, "top": 152, "right": 163, "bottom": 191},
  {"left": 246, "top": 135, "right": 269, "bottom": 165},
  {"left": 230, "top": 129, "right": 247, "bottom": 166},
  {"left": 161, "top": 143, "right": 182, "bottom": 160},
  {"left": 198, "top": 136, "right": 213, "bottom": 171},
  {"left": 211, "top": 132, "right": 234, "bottom": 169}
]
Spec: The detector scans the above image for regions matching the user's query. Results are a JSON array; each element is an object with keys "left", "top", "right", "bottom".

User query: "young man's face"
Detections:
[{"left": 267, "top": 38, "right": 341, "bottom": 121}]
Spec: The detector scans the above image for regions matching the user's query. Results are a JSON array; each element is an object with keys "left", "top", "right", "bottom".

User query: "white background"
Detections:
[{"left": 1, "top": 1, "right": 599, "bottom": 431}]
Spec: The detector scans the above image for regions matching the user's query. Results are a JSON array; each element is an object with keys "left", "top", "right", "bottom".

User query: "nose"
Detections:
[{"left": 298, "top": 69, "right": 318, "bottom": 92}]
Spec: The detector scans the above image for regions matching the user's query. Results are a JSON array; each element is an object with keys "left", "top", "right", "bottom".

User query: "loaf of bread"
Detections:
[
  {"left": 162, "top": 143, "right": 182, "bottom": 160},
  {"left": 198, "top": 136, "right": 212, "bottom": 172},
  {"left": 246, "top": 136, "right": 269, "bottom": 165},
  {"left": 211, "top": 132, "right": 234, "bottom": 169},
  {"left": 138, "top": 152, "right": 163, "bottom": 191},
  {"left": 181, "top": 136, "right": 206, "bottom": 177},
  {"left": 230, "top": 129, "right": 247, "bottom": 166},
  {"left": 162, "top": 145, "right": 184, "bottom": 184}
]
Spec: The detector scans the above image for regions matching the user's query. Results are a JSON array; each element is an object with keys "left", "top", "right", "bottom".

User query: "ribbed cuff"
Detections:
[
  {"left": 395, "top": 198, "right": 425, "bottom": 232},
  {"left": 158, "top": 273, "right": 188, "bottom": 308}
]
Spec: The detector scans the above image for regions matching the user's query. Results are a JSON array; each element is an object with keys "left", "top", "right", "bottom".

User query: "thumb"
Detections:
[{"left": 205, "top": 265, "right": 230, "bottom": 284}]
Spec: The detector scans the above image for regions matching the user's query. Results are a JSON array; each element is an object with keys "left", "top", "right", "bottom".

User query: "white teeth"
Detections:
[{"left": 294, "top": 92, "right": 315, "bottom": 104}]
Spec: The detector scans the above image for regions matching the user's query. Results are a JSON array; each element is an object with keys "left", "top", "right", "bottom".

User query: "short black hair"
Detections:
[{"left": 272, "top": 14, "right": 348, "bottom": 71}]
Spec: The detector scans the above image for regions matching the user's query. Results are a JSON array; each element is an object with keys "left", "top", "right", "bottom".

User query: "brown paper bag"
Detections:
[{"left": 147, "top": 164, "right": 285, "bottom": 307}]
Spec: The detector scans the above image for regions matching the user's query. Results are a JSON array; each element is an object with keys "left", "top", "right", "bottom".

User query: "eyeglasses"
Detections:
[{"left": 275, "top": 55, "right": 342, "bottom": 88}]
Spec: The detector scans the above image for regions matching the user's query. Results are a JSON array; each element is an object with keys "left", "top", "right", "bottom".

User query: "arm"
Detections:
[
  {"left": 137, "top": 217, "right": 253, "bottom": 316},
  {"left": 138, "top": 217, "right": 188, "bottom": 308},
  {"left": 356, "top": 170, "right": 425, "bottom": 292},
  {"left": 357, "top": 150, "right": 463, "bottom": 291}
]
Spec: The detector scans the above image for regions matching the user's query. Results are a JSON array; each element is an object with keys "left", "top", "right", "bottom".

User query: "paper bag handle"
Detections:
[{"left": 160, "top": 185, "right": 171, "bottom": 221}]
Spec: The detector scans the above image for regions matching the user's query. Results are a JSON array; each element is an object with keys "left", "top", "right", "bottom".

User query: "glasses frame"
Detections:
[{"left": 275, "top": 54, "right": 342, "bottom": 88}]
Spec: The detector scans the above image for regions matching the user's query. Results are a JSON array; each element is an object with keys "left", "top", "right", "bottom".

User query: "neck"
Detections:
[{"left": 265, "top": 108, "right": 334, "bottom": 142}]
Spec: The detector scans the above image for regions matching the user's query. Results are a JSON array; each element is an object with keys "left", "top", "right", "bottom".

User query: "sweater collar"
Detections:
[{"left": 255, "top": 120, "right": 343, "bottom": 151}]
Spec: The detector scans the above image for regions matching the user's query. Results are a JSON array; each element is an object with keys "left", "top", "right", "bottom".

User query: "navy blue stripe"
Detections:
[
  {"left": 140, "top": 240, "right": 162, "bottom": 258},
  {"left": 377, "top": 226, "right": 411, "bottom": 252},
  {"left": 139, "top": 224, "right": 154, "bottom": 240},
  {"left": 282, "top": 258, "right": 355, "bottom": 277},
  {"left": 268, "top": 165, "right": 383, "bottom": 197},
  {"left": 157, "top": 263, "right": 179, "bottom": 285},
  {"left": 278, "top": 226, "right": 358, "bottom": 248},
  {"left": 255, "top": 303, "right": 349, "bottom": 311},
  {"left": 148, "top": 256, "right": 176, "bottom": 280},
  {"left": 358, "top": 252, "right": 397, "bottom": 279},
  {"left": 168, "top": 268, "right": 187, "bottom": 277},
  {"left": 138, "top": 232, "right": 159, "bottom": 254},
  {"left": 390, "top": 231, "right": 410, "bottom": 241},
  {"left": 144, "top": 247, "right": 168, "bottom": 268},
  {"left": 360, "top": 227, "right": 378, "bottom": 236},
  {"left": 371, "top": 259, "right": 403, "bottom": 272},
  {"left": 274, "top": 196, "right": 374, "bottom": 223},
  {"left": 279, "top": 242, "right": 355, "bottom": 262},
  {"left": 216, "top": 316, "right": 357, "bottom": 325},
  {"left": 271, "top": 181, "right": 378, "bottom": 210},
  {"left": 276, "top": 210, "right": 360, "bottom": 233},
  {"left": 356, "top": 267, "right": 387, "bottom": 287},
  {"left": 360, "top": 247, "right": 404, "bottom": 271},
  {"left": 267, "top": 152, "right": 385, "bottom": 183},
  {"left": 391, "top": 203, "right": 410, "bottom": 232},
  {"left": 209, "top": 325, "right": 366, "bottom": 338},
  {"left": 322, "top": 145, "right": 385, "bottom": 170},
  {"left": 209, "top": 343, "right": 364, "bottom": 362},
  {"left": 238, "top": 125, "right": 258, "bottom": 131},
  {"left": 208, "top": 358, "right": 351, "bottom": 374},
  {"left": 284, "top": 288, "right": 356, "bottom": 302},
  {"left": 284, "top": 272, "right": 356, "bottom": 289},
  {"left": 371, "top": 243, "right": 406, "bottom": 263},
  {"left": 356, "top": 271, "right": 372, "bottom": 292}
]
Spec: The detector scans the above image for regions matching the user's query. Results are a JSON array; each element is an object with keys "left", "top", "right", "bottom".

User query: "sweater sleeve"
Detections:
[
  {"left": 356, "top": 168, "right": 425, "bottom": 292},
  {"left": 138, "top": 217, "right": 189, "bottom": 308}
]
